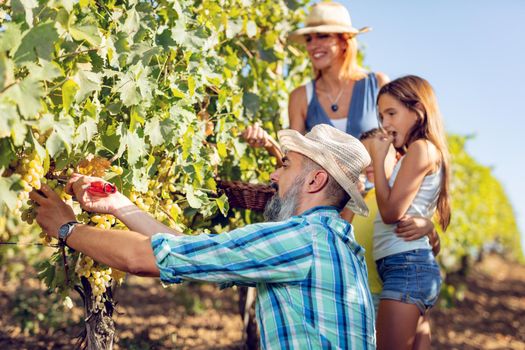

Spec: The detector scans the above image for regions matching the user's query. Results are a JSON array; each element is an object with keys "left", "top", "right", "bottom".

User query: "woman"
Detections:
[{"left": 242, "top": 2, "right": 388, "bottom": 162}]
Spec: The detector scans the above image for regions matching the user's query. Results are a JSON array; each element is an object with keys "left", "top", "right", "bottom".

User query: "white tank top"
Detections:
[{"left": 373, "top": 156, "right": 442, "bottom": 261}]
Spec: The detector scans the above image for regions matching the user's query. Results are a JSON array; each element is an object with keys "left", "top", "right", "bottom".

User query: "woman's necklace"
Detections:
[{"left": 325, "top": 87, "right": 344, "bottom": 112}]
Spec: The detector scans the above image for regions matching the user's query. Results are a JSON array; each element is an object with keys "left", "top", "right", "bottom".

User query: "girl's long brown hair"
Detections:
[{"left": 377, "top": 75, "right": 451, "bottom": 231}]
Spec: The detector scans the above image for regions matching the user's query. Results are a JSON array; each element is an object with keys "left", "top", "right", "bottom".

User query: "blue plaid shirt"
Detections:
[{"left": 152, "top": 206, "right": 376, "bottom": 349}]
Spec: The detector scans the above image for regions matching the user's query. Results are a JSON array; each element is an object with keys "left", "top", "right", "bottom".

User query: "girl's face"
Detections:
[
  {"left": 378, "top": 93, "right": 420, "bottom": 148},
  {"left": 304, "top": 33, "right": 346, "bottom": 71}
]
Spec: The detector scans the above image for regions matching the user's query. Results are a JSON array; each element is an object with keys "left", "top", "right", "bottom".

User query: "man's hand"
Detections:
[
  {"left": 29, "top": 184, "right": 76, "bottom": 239},
  {"left": 66, "top": 173, "right": 132, "bottom": 215}
]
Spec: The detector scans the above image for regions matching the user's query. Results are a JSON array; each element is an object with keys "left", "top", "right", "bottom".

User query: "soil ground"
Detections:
[{"left": 1, "top": 254, "right": 524, "bottom": 349}]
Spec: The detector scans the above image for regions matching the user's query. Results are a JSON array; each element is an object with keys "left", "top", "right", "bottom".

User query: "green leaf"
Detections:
[
  {"left": 217, "top": 142, "right": 227, "bottom": 158},
  {"left": 11, "top": 0, "right": 38, "bottom": 27},
  {"left": 226, "top": 19, "right": 243, "bottom": 39},
  {"left": 188, "top": 76, "right": 196, "bottom": 97},
  {"left": 0, "top": 23, "right": 23, "bottom": 52},
  {"left": 215, "top": 194, "right": 230, "bottom": 216},
  {"left": 74, "top": 118, "right": 98, "bottom": 146},
  {"left": 117, "top": 74, "right": 140, "bottom": 106},
  {"left": 0, "top": 102, "right": 17, "bottom": 138},
  {"left": 116, "top": 64, "right": 151, "bottom": 107},
  {"left": 4, "top": 77, "right": 44, "bottom": 118},
  {"left": 25, "top": 61, "right": 62, "bottom": 81},
  {"left": 70, "top": 24, "right": 101, "bottom": 46},
  {"left": 123, "top": 8, "right": 141, "bottom": 37},
  {"left": 59, "top": 0, "right": 75, "bottom": 12},
  {"left": 0, "top": 53, "right": 15, "bottom": 90},
  {"left": 9, "top": 116, "right": 28, "bottom": 146},
  {"left": 0, "top": 174, "right": 22, "bottom": 210},
  {"left": 62, "top": 79, "right": 80, "bottom": 114},
  {"left": 184, "top": 184, "right": 202, "bottom": 209},
  {"left": 243, "top": 92, "right": 260, "bottom": 118},
  {"left": 14, "top": 22, "right": 58, "bottom": 63},
  {"left": 74, "top": 70, "right": 101, "bottom": 102},
  {"left": 144, "top": 117, "right": 163, "bottom": 147},
  {"left": 129, "top": 106, "right": 144, "bottom": 132},
  {"left": 119, "top": 129, "right": 146, "bottom": 165},
  {"left": 246, "top": 20, "right": 257, "bottom": 38},
  {"left": 45, "top": 116, "right": 75, "bottom": 157},
  {"left": 30, "top": 130, "right": 46, "bottom": 161},
  {"left": 0, "top": 138, "right": 15, "bottom": 169},
  {"left": 172, "top": 17, "right": 189, "bottom": 46}
]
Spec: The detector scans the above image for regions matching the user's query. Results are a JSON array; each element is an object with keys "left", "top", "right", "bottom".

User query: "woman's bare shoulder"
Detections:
[
  {"left": 374, "top": 71, "right": 390, "bottom": 87},
  {"left": 289, "top": 84, "right": 307, "bottom": 100}
]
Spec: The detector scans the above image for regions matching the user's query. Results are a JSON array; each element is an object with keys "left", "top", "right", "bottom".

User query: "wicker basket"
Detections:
[{"left": 217, "top": 180, "right": 276, "bottom": 211}]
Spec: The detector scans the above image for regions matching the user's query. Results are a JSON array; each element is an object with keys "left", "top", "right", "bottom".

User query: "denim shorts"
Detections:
[{"left": 376, "top": 249, "right": 442, "bottom": 315}]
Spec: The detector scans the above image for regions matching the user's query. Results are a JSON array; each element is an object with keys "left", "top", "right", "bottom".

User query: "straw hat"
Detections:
[
  {"left": 288, "top": 2, "right": 371, "bottom": 44},
  {"left": 278, "top": 124, "right": 371, "bottom": 216}
]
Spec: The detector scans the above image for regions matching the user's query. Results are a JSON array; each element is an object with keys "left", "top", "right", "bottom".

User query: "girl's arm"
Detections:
[{"left": 372, "top": 139, "right": 439, "bottom": 224}]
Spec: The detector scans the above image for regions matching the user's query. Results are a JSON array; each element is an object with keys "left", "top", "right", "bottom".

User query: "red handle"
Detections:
[{"left": 87, "top": 181, "right": 117, "bottom": 196}]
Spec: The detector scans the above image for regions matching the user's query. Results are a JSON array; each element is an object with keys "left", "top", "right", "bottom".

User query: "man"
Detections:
[{"left": 31, "top": 124, "right": 375, "bottom": 349}]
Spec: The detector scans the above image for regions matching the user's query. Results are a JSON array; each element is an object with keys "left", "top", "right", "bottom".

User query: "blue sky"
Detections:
[{"left": 338, "top": 0, "right": 525, "bottom": 253}]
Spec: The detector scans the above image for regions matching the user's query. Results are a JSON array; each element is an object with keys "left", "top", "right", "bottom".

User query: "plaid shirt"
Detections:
[{"left": 152, "top": 206, "right": 376, "bottom": 349}]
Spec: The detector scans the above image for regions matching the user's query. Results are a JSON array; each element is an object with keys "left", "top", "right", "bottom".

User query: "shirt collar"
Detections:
[{"left": 298, "top": 206, "right": 340, "bottom": 217}]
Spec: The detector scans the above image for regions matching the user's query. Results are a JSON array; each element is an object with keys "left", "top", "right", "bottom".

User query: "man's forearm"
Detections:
[
  {"left": 67, "top": 224, "right": 160, "bottom": 277},
  {"left": 112, "top": 203, "right": 182, "bottom": 237}
]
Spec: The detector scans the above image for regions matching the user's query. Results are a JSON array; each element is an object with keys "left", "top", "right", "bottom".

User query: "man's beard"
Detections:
[{"left": 263, "top": 177, "right": 304, "bottom": 222}]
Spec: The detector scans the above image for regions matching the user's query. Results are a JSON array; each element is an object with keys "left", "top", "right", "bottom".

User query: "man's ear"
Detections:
[{"left": 305, "top": 170, "right": 329, "bottom": 193}]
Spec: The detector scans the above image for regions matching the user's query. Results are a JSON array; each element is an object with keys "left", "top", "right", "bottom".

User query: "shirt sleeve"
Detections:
[{"left": 151, "top": 219, "right": 314, "bottom": 285}]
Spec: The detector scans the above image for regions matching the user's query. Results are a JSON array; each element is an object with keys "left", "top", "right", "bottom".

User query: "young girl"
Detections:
[{"left": 369, "top": 76, "right": 450, "bottom": 350}]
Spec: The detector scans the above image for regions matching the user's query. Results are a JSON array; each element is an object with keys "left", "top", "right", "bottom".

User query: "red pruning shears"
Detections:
[{"left": 87, "top": 181, "right": 117, "bottom": 196}]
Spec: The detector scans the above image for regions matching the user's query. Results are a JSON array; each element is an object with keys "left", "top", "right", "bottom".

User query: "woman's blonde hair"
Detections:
[
  {"left": 313, "top": 33, "right": 366, "bottom": 81},
  {"left": 377, "top": 75, "right": 451, "bottom": 231}
]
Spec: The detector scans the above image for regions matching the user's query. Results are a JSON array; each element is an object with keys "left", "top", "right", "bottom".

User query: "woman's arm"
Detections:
[
  {"left": 241, "top": 123, "right": 283, "bottom": 164},
  {"left": 288, "top": 86, "right": 308, "bottom": 134},
  {"left": 375, "top": 72, "right": 390, "bottom": 88},
  {"left": 372, "top": 139, "right": 438, "bottom": 224}
]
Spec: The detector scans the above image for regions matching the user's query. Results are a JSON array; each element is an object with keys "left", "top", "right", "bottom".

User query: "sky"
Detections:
[{"left": 338, "top": 0, "right": 525, "bottom": 253}]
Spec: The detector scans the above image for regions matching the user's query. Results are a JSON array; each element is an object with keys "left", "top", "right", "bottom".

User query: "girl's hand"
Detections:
[
  {"left": 66, "top": 173, "right": 132, "bottom": 216},
  {"left": 395, "top": 215, "right": 434, "bottom": 241},
  {"left": 241, "top": 122, "right": 272, "bottom": 148},
  {"left": 369, "top": 133, "right": 393, "bottom": 162}
]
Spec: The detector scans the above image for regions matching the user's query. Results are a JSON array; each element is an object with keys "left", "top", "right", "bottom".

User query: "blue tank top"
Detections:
[{"left": 305, "top": 72, "right": 380, "bottom": 138}]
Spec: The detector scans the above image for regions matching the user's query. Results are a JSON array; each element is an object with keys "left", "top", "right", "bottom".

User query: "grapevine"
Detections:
[{"left": 0, "top": 0, "right": 522, "bottom": 348}]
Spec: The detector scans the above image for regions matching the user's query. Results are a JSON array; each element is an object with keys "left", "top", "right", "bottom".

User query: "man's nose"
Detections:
[{"left": 270, "top": 169, "right": 281, "bottom": 183}]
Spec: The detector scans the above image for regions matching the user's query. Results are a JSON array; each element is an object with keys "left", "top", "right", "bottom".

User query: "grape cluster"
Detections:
[
  {"left": 90, "top": 214, "right": 116, "bottom": 229},
  {"left": 44, "top": 178, "right": 73, "bottom": 201},
  {"left": 110, "top": 165, "right": 123, "bottom": 175},
  {"left": 15, "top": 153, "right": 45, "bottom": 210},
  {"left": 20, "top": 200, "right": 37, "bottom": 225},
  {"left": 76, "top": 256, "right": 112, "bottom": 309}
]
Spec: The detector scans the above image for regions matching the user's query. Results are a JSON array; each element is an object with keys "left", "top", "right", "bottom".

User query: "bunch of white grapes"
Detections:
[{"left": 76, "top": 256, "right": 112, "bottom": 310}]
